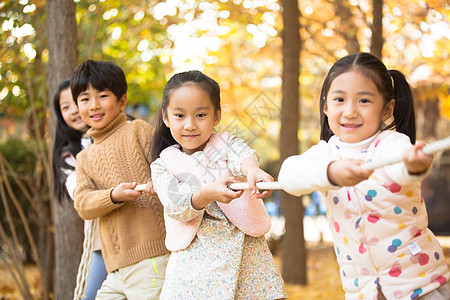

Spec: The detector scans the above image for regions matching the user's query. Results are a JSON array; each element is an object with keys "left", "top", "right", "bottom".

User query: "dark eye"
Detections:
[
  {"left": 175, "top": 114, "right": 184, "bottom": 118},
  {"left": 197, "top": 113, "right": 206, "bottom": 118},
  {"left": 360, "top": 98, "right": 370, "bottom": 104},
  {"left": 335, "top": 97, "right": 344, "bottom": 102}
]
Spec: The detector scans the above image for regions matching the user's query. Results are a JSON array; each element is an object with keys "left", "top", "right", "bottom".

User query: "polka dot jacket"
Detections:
[{"left": 280, "top": 130, "right": 449, "bottom": 300}]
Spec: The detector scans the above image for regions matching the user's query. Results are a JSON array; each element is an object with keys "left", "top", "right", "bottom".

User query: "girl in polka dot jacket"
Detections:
[{"left": 279, "top": 53, "right": 449, "bottom": 300}]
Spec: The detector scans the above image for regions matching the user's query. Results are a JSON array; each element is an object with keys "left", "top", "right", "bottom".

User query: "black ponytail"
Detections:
[{"left": 387, "top": 70, "right": 416, "bottom": 143}]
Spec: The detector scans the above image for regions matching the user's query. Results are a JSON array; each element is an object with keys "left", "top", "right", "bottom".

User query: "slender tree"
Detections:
[
  {"left": 279, "top": 0, "right": 307, "bottom": 284},
  {"left": 46, "top": 0, "right": 83, "bottom": 298},
  {"left": 335, "top": 0, "right": 361, "bottom": 54},
  {"left": 371, "top": 0, "right": 383, "bottom": 58}
]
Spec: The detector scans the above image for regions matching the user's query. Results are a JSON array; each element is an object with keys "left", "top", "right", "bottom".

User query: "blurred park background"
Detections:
[{"left": 0, "top": 0, "right": 449, "bottom": 299}]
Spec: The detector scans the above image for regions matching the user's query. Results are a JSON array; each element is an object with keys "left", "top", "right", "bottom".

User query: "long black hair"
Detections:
[
  {"left": 150, "top": 70, "right": 221, "bottom": 161},
  {"left": 319, "top": 52, "right": 416, "bottom": 143},
  {"left": 51, "top": 79, "right": 85, "bottom": 202}
]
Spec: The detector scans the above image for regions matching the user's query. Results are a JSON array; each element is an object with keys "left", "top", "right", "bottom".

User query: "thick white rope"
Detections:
[
  {"left": 134, "top": 184, "right": 146, "bottom": 191},
  {"left": 132, "top": 138, "right": 450, "bottom": 194},
  {"left": 228, "top": 181, "right": 282, "bottom": 190},
  {"left": 228, "top": 136, "right": 450, "bottom": 190},
  {"left": 73, "top": 219, "right": 97, "bottom": 300},
  {"left": 361, "top": 135, "right": 450, "bottom": 171}
]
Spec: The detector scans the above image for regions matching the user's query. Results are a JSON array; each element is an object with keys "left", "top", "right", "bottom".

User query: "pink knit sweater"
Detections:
[{"left": 159, "top": 132, "right": 271, "bottom": 251}]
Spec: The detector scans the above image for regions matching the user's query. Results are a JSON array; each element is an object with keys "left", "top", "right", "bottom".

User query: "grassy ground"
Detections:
[{"left": 1, "top": 238, "right": 449, "bottom": 299}]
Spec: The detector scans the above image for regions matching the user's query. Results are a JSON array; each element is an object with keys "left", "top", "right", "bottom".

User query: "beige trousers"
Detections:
[{"left": 95, "top": 254, "right": 170, "bottom": 300}]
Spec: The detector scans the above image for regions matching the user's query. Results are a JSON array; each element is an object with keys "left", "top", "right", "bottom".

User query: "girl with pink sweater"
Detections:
[{"left": 149, "top": 70, "right": 287, "bottom": 299}]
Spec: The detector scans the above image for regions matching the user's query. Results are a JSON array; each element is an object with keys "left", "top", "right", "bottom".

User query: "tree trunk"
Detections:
[
  {"left": 371, "top": 0, "right": 383, "bottom": 58},
  {"left": 279, "top": 0, "right": 307, "bottom": 285},
  {"left": 335, "top": 0, "right": 361, "bottom": 54},
  {"left": 46, "top": 1, "right": 83, "bottom": 299}
]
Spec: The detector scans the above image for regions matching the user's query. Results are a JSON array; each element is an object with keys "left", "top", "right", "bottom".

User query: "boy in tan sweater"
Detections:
[{"left": 71, "top": 60, "right": 169, "bottom": 299}]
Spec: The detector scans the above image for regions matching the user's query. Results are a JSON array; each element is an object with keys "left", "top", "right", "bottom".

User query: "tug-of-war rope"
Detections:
[
  {"left": 228, "top": 135, "right": 450, "bottom": 191},
  {"left": 74, "top": 219, "right": 97, "bottom": 300},
  {"left": 73, "top": 136, "right": 450, "bottom": 299}
]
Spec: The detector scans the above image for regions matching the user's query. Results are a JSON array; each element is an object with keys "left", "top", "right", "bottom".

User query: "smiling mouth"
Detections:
[
  {"left": 341, "top": 124, "right": 361, "bottom": 128},
  {"left": 90, "top": 114, "right": 104, "bottom": 120}
]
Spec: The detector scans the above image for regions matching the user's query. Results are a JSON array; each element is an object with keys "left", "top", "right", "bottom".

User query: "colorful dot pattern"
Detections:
[{"left": 326, "top": 132, "right": 449, "bottom": 299}]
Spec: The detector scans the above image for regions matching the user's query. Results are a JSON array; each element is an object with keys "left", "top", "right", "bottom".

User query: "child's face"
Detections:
[
  {"left": 162, "top": 85, "right": 221, "bottom": 155},
  {"left": 59, "top": 88, "right": 88, "bottom": 132},
  {"left": 76, "top": 84, "right": 126, "bottom": 130},
  {"left": 324, "top": 70, "right": 394, "bottom": 143}
]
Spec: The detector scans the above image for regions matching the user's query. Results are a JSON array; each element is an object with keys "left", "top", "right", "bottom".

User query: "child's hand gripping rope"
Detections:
[{"left": 134, "top": 180, "right": 155, "bottom": 193}]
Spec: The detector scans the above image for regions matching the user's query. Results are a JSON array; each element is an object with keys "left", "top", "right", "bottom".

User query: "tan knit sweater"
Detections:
[{"left": 74, "top": 113, "right": 168, "bottom": 273}]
